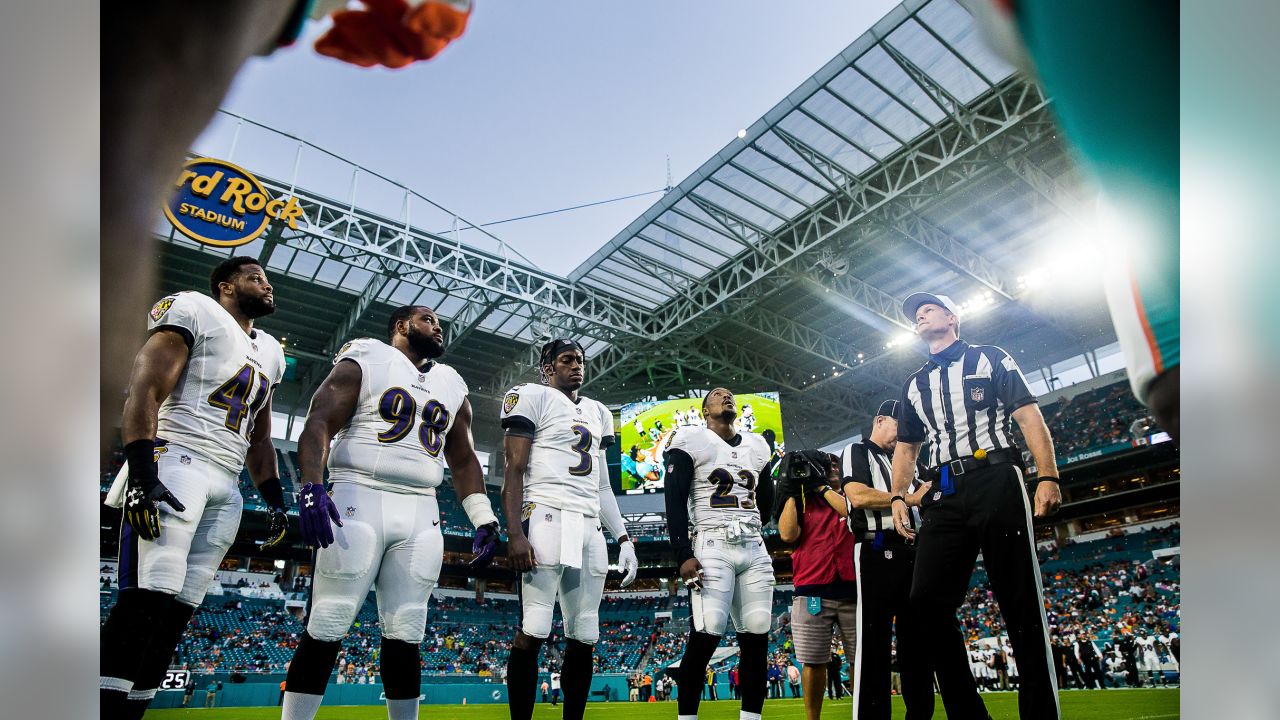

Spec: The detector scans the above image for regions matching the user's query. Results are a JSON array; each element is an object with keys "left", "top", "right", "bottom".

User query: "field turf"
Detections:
[{"left": 147, "top": 688, "right": 1179, "bottom": 719}]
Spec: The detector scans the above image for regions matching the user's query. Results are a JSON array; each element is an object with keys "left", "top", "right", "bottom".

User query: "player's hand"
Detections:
[
  {"left": 1034, "top": 478, "right": 1062, "bottom": 518},
  {"left": 298, "top": 482, "right": 342, "bottom": 549},
  {"left": 260, "top": 508, "right": 289, "bottom": 550},
  {"left": 470, "top": 522, "right": 499, "bottom": 568},
  {"left": 891, "top": 498, "right": 916, "bottom": 542},
  {"left": 508, "top": 534, "right": 537, "bottom": 573},
  {"left": 124, "top": 475, "right": 186, "bottom": 542},
  {"left": 617, "top": 540, "right": 638, "bottom": 588},
  {"left": 679, "top": 558, "right": 704, "bottom": 592}
]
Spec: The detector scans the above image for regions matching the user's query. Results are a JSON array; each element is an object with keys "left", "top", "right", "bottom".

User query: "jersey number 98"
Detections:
[{"left": 376, "top": 388, "right": 450, "bottom": 457}]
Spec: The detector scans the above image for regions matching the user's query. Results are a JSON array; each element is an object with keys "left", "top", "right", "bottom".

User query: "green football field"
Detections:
[{"left": 147, "top": 688, "right": 1179, "bottom": 719}]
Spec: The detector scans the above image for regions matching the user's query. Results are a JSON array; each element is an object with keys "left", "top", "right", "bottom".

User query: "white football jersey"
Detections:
[
  {"left": 147, "top": 291, "right": 285, "bottom": 473},
  {"left": 500, "top": 383, "right": 614, "bottom": 517},
  {"left": 667, "top": 427, "right": 772, "bottom": 533},
  {"left": 326, "top": 338, "right": 468, "bottom": 495}
]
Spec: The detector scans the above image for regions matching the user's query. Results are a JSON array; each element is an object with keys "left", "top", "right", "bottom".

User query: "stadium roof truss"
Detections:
[{"left": 155, "top": 0, "right": 1112, "bottom": 451}]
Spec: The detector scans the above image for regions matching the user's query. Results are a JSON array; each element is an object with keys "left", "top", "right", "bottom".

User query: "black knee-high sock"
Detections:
[
  {"left": 285, "top": 632, "right": 344, "bottom": 695},
  {"left": 736, "top": 632, "right": 768, "bottom": 715},
  {"left": 100, "top": 588, "right": 169, "bottom": 717},
  {"left": 122, "top": 596, "right": 196, "bottom": 720},
  {"left": 560, "top": 639, "right": 594, "bottom": 720},
  {"left": 677, "top": 631, "right": 721, "bottom": 716},
  {"left": 380, "top": 638, "right": 422, "bottom": 700},
  {"left": 506, "top": 637, "right": 543, "bottom": 720}
]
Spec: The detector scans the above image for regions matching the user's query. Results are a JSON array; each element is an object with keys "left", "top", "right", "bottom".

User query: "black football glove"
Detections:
[
  {"left": 122, "top": 439, "right": 186, "bottom": 541},
  {"left": 257, "top": 478, "right": 290, "bottom": 550}
]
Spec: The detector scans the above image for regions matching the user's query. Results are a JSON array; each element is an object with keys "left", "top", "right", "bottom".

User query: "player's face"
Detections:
[
  {"left": 231, "top": 264, "right": 275, "bottom": 318},
  {"left": 914, "top": 303, "right": 955, "bottom": 340},
  {"left": 404, "top": 307, "right": 445, "bottom": 359},
  {"left": 704, "top": 387, "right": 737, "bottom": 422},
  {"left": 547, "top": 349, "right": 585, "bottom": 391}
]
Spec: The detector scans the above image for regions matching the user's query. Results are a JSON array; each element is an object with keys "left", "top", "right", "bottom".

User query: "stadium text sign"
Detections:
[{"left": 164, "top": 157, "right": 303, "bottom": 247}]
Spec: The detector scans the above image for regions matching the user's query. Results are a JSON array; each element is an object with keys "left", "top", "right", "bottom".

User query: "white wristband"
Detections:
[{"left": 461, "top": 493, "right": 498, "bottom": 529}]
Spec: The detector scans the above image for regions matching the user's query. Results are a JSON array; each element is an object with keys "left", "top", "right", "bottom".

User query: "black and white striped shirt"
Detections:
[
  {"left": 840, "top": 440, "right": 921, "bottom": 537},
  {"left": 897, "top": 339, "right": 1036, "bottom": 468}
]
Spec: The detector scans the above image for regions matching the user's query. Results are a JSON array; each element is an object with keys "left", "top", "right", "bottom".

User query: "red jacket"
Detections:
[{"left": 790, "top": 491, "right": 856, "bottom": 598}]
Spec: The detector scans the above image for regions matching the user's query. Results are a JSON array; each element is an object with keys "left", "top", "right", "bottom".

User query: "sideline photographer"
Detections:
[{"left": 774, "top": 450, "right": 856, "bottom": 720}]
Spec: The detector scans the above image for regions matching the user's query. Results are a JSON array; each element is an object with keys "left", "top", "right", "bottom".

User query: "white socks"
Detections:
[
  {"left": 679, "top": 715, "right": 699, "bottom": 720},
  {"left": 387, "top": 697, "right": 420, "bottom": 720},
  {"left": 281, "top": 691, "right": 324, "bottom": 720},
  {"left": 740, "top": 712, "right": 762, "bottom": 720}
]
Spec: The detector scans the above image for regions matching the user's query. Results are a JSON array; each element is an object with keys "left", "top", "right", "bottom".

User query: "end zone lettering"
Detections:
[{"left": 164, "top": 158, "right": 303, "bottom": 248}]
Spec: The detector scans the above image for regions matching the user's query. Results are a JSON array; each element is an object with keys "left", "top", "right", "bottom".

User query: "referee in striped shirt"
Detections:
[
  {"left": 841, "top": 400, "right": 933, "bottom": 720},
  {"left": 888, "top": 292, "right": 1062, "bottom": 720}
]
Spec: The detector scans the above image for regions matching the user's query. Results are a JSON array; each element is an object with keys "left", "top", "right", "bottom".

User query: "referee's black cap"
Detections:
[
  {"left": 902, "top": 291, "right": 959, "bottom": 322},
  {"left": 876, "top": 399, "right": 899, "bottom": 419}
]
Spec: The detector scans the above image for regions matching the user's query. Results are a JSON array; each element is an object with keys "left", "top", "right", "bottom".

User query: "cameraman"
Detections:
[{"left": 775, "top": 450, "right": 856, "bottom": 720}]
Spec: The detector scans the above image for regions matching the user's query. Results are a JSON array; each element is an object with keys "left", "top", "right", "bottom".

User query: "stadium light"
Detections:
[
  {"left": 885, "top": 330, "right": 917, "bottom": 349},
  {"left": 737, "top": 129, "right": 747, "bottom": 139}
]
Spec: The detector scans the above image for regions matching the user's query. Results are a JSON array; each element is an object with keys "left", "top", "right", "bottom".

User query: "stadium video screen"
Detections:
[{"left": 615, "top": 391, "right": 784, "bottom": 494}]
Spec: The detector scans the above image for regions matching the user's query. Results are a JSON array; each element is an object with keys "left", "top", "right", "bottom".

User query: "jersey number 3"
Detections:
[
  {"left": 708, "top": 468, "right": 756, "bottom": 509},
  {"left": 207, "top": 364, "right": 270, "bottom": 438},
  {"left": 377, "top": 388, "right": 450, "bottom": 457},
  {"left": 569, "top": 424, "right": 594, "bottom": 476}
]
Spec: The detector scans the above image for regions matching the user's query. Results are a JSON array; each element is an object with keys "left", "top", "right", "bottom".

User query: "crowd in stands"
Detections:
[{"left": 1034, "top": 381, "right": 1162, "bottom": 457}]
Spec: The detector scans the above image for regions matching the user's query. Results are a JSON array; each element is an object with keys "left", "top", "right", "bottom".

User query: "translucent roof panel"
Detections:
[{"left": 569, "top": 0, "right": 1015, "bottom": 299}]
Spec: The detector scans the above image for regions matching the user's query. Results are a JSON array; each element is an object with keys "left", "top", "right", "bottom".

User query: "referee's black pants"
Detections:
[
  {"left": 911, "top": 463, "right": 1058, "bottom": 720},
  {"left": 852, "top": 533, "right": 933, "bottom": 720}
]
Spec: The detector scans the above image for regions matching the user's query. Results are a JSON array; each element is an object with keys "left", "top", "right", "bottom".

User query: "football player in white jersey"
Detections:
[
  {"left": 664, "top": 387, "right": 776, "bottom": 720},
  {"left": 100, "top": 256, "right": 288, "bottom": 719},
  {"left": 279, "top": 305, "right": 500, "bottom": 720},
  {"left": 500, "top": 339, "right": 638, "bottom": 720}
]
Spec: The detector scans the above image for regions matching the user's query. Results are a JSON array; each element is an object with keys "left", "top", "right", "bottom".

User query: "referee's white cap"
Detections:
[{"left": 902, "top": 291, "right": 959, "bottom": 322}]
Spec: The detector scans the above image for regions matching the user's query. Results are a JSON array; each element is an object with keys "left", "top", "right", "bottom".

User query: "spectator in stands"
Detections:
[{"left": 827, "top": 651, "right": 843, "bottom": 699}]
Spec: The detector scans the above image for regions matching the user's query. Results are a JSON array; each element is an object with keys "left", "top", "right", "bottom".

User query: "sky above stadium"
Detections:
[{"left": 208, "top": 0, "right": 900, "bottom": 277}]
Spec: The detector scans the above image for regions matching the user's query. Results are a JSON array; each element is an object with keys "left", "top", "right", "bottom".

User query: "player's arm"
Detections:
[
  {"left": 1012, "top": 402, "right": 1061, "bottom": 517},
  {"left": 443, "top": 397, "right": 500, "bottom": 567},
  {"left": 755, "top": 454, "right": 777, "bottom": 526},
  {"left": 501, "top": 433, "right": 536, "bottom": 571},
  {"left": 662, "top": 448, "right": 702, "bottom": 589},
  {"left": 118, "top": 329, "right": 191, "bottom": 540},
  {"left": 246, "top": 393, "right": 290, "bottom": 549},
  {"left": 597, "top": 444, "right": 638, "bottom": 587},
  {"left": 294, "top": 359, "right": 362, "bottom": 548}
]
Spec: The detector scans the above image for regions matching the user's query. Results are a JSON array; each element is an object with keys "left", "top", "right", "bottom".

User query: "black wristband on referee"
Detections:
[
  {"left": 1034, "top": 476, "right": 1060, "bottom": 486},
  {"left": 124, "top": 439, "right": 159, "bottom": 484},
  {"left": 890, "top": 495, "right": 906, "bottom": 506},
  {"left": 258, "top": 477, "right": 288, "bottom": 512}
]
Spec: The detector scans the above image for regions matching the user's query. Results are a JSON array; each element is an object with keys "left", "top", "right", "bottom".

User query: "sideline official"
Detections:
[
  {"left": 889, "top": 292, "right": 1062, "bottom": 720},
  {"left": 775, "top": 453, "right": 857, "bottom": 720},
  {"left": 841, "top": 401, "right": 934, "bottom": 720}
]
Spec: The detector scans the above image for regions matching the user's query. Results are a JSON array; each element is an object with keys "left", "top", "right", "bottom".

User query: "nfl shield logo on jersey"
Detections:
[
  {"left": 933, "top": 491, "right": 942, "bottom": 501},
  {"left": 885, "top": 550, "right": 894, "bottom": 560},
  {"left": 346, "top": 506, "right": 357, "bottom": 518},
  {"left": 418, "top": 374, "right": 426, "bottom": 383},
  {"left": 970, "top": 385, "right": 985, "bottom": 403}
]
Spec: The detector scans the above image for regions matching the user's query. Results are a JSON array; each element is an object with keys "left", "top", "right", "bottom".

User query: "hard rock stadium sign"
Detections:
[{"left": 164, "top": 157, "right": 303, "bottom": 247}]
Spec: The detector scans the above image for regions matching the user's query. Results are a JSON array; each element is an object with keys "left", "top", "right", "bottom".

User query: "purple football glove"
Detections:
[
  {"left": 298, "top": 482, "right": 342, "bottom": 548},
  {"left": 470, "top": 522, "right": 499, "bottom": 568}
]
